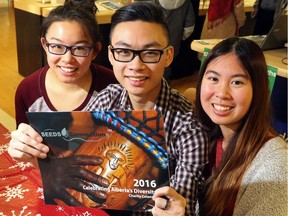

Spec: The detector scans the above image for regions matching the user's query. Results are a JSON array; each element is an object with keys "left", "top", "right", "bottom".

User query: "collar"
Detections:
[
  {"left": 117, "top": 79, "right": 172, "bottom": 114},
  {"left": 154, "top": 78, "right": 171, "bottom": 117}
]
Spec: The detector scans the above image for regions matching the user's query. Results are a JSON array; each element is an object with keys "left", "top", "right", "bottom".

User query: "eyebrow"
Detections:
[
  {"left": 48, "top": 37, "right": 91, "bottom": 45},
  {"left": 113, "top": 41, "right": 163, "bottom": 49},
  {"left": 205, "top": 70, "right": 250, "bottom": 79}
]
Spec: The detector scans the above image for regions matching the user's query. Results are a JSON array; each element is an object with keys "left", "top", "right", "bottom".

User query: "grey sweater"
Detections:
[{"left": 233, "top": 136, "right": 288, "bottom": 216}]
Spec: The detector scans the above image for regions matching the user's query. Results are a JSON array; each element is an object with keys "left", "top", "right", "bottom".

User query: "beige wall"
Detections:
[{"left": 0, "top": 0, "right": 9, "bottom": 5}]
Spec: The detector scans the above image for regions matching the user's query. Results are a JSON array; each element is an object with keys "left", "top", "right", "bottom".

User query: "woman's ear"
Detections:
[
  {"left": 92, "top": 42, "right": 102, "bottom": 60},
  {"left": 40, "top": 37, "right": 47, "bottom": 50}
]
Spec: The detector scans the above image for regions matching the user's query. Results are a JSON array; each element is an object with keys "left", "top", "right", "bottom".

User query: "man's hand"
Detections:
[
  {"left": 40, "top": 155, "right": 109, "bottom": 206},
  {"left": 151, "top": 186, "right": 186, "bottom": 216}
]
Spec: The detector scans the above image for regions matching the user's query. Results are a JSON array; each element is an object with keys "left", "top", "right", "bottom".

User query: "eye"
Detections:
[
  {"left": 143, "top": 50, "right": 159, "bottom": 57},
  {"left": 231, "top": 80, "right": 244, "bottom": 86},
  {"left": 204, "top": 71, "right": 219, "bottom": 83},
  {"left": 50, "top": 44, "right": 65, "bottom": 50},
  {"left": 208, "top": 76, "right": 218, "bottom": 82},
  {"left": 74, "top": 46, "right": 87, "bottom": 51},
  {"left": 115, "top": 49, "right": 132, "bottom": 56}
]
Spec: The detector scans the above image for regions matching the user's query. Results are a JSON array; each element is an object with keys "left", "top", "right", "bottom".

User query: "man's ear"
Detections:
[
  {"left": 165, "top": 46, "right": 174, "bottom": 67},
  {"left": 92, "top": 42, "right": 102, "bottom": 60},
  {"left": 108, "top": 45, "right": 114, "bottom": 66}
]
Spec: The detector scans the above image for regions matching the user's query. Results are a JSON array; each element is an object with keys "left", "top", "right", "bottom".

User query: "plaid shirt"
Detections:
[{"left": 86, "top": 79, "right": 208, "bottom": 216}]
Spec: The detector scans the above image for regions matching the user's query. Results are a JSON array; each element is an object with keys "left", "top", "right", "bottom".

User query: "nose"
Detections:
[
  {"left": 215, "top": 83, "right": 231, "bottom": 99},
  {"left": 128, "top": 54, "right": 146, "bottom": 71},
  {"left": 61, "top": 49, "right": 74, "bottom": 61}
]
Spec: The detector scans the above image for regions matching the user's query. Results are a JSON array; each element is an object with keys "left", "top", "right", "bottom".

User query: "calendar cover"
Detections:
[{"left": 27, "top": 110, "right": 169, "bottom": 212}]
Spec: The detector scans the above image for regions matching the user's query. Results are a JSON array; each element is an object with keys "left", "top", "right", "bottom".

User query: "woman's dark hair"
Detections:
[
  {"left": 109, "top": 1, "right": 170, "bottom": 42},
  {"left": 41, "top": 0, "right": 101, "bottom": 52},
  {"left": 195, "top": 37, "right": 277, "bottom": 216}
]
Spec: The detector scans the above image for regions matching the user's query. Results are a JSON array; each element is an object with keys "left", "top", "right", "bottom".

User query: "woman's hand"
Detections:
[
  {"left": 8, "top": 123, "right": 49, "bottom": 166},
  {"left": 151, "top": 186, "right": 186, "bottom": 216}
]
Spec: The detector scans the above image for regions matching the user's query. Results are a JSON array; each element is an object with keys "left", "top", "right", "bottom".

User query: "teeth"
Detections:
[
  {"left": 214, "top": 104, "right": 231, "bottom": 111},
  {"left": 61, "top": 67, "right": 76, "bottom": 72},
  {"left": 129, "top": 77, "right": 146, "bottom": 81}
]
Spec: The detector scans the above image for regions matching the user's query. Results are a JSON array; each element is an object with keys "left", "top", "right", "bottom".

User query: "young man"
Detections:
[
  {"left": 87, "top": 2, "right": 208, "bottom": 215},
  {"left": 8, "top": 2, "right": 207, "bottom": 215}
]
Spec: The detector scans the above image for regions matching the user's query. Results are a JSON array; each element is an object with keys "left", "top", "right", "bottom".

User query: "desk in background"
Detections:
[
  {"left": 191, "top": 39, "right": 287, "bottom": 78},
  {"left": 191, "top": 39, "right": 288, "bottom": 139}
]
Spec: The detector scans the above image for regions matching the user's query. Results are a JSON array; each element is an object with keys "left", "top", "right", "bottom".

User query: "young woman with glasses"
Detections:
[{"left": 14, "top": 0, "right": 117, "bottom": 126}]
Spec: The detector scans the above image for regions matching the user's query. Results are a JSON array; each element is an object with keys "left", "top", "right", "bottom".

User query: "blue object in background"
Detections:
[{"left": 271, "top": 74, "right": 287, "bottom": 141}]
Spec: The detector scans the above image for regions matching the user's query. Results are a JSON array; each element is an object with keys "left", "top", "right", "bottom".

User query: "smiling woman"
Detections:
[
  {"left": 200, "top": 52, "right": 253, "bottom": 132},
  {"left": 195, "top": 37, "right": 287, "bottom": 216},
  {"left": 13, "top": 0, "right": 117, "bottom": 126}
]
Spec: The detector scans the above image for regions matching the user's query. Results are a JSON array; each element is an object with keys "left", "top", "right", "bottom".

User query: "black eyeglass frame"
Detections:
[
  {"left": 44, "top": 39, "right": 94, "bottom": 57},
  {"left": 109, "top": 45, "right": 170, "bottom": 63}
]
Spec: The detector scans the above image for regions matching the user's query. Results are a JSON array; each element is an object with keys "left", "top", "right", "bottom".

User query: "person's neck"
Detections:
[
  {"left": 130, "top": 96, "right": 156, "bottom": 110},
  {"left": 220, "top": 126, "right": 236, "bottom": 151},
  {"left": 128, "top": 84, "right": 161, "bottom": 110},
  {"left": 45, "top": 68, "right": 92, "bottom": 111},
  {"left": 47, "top": 68, "right": 92, "bottom": 91}
]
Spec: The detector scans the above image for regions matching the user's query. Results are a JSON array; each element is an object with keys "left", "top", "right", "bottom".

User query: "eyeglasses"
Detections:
[
  {"left": 109, "top": 45, "right": 170, "bottom": 63},
  {"left": 45, "top": 40, "right": 94, "bottom": 57}
]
